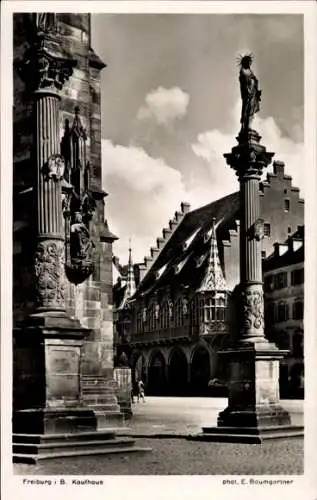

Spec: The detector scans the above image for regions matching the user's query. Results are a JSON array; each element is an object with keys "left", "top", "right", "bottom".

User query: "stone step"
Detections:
[
  {"left": 13, "top": 437, "right": 136, "bottom": 455},
  {"left": 202, "top": 425, "right": 304, "bottom": 435},
  {"left": 82, "top": 403, "right": 120, "bottom": 412},
  {"left": 81, "top": 387, "right": 116, "bottom": 394},
  {"left": 13, "top": 445, "right": 151, "bottom": 464},
  {"left": 12, "top": 430, "right": 121, "bottom": 444},
  {"left": 188, "top": 426, "right": 304, "bottom": 444}
]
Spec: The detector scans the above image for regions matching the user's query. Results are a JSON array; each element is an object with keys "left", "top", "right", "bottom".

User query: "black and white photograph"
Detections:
[{"left": 1, "top": 1, "right": 317, "bottom": 498}]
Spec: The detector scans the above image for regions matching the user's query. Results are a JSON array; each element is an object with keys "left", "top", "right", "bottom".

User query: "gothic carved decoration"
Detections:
[
  {"left": 61, "top": 108, "right": 96, "bottom": 285},
  {"left": 242, "top": 288, "right": 264, "bottom": 330},
  {"left": 182, "top": 297, "right": 189, "bottom": 316},
  {"left": 43, "top": 154, "right": 65, "bottom": 181},
  {"left": 253, "top": 217, "right": 264, "bottom": 241},
  {"left": 34, "top": 240, "right": 65, "bottom": 309},
  {"left": 154, "top": 303, "right": 160, "bottom": 320},
  {"left": 17, "top": 35, "right": 75, "bottom": 94}
]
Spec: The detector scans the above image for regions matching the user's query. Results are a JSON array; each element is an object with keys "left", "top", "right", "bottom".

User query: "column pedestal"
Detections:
[
  {"left": 13, "top": 312, "right": 97, "bottom": 435},
  {"left": 190, "top": 342, "right": 303, "bottom": 443}
]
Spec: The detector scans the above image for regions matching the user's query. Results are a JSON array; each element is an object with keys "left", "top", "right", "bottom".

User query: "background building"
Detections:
[
  {"left": 114, "top": 160, "right": 304, "bottom": 398},
  {"left": 264, "top": 227, "right": 304, "bottom": 399}
]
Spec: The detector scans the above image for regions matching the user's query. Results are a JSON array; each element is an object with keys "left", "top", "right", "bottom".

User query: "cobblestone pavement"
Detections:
[
  {"left": 13, "top": 398, "right": 303, "bottom": 476},
  {"left": 14, "top": 437, "right": 303, "bottom": 475},
  {"left": 120, "top": 397, "right": 303, "bottom": 436}
]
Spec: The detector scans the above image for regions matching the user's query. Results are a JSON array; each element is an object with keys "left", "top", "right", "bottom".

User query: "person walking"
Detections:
[{"left": 137, "top": 379, "right": 145, "bottom": 403}]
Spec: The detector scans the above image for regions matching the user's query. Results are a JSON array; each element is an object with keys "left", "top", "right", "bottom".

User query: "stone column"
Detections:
[
  {"left": 218, "top": 129, "right": 292, "bottom": 430},
  {"left": 237, "top": 130, "right": 268, "bottom": 343},
  {"left": 34, "top": 89, "right": 66, "bottom": 312},
  {"left": 13, "top": 32, "right": 97, "bottom": 436},
  {"left": 193, "top": 129, "right": 303, "bottom": 442}
]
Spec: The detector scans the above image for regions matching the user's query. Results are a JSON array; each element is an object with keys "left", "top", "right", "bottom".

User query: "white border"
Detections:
[{"left": 1, "top": 2, "right": 316, "bottom": 500}]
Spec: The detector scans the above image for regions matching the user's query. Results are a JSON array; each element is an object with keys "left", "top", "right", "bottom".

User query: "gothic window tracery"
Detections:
[
  {"left": 149, "top": 304, "right": 157, "bottom": 331},
  {"left": 174, "top": 297, "right": 183, "bottom": 327},
  {"left": 136, "top": 308, "right": 143, "bottom": 334},
  {"left": 160, "top": 302, "right": 169, "bottom": 330}
]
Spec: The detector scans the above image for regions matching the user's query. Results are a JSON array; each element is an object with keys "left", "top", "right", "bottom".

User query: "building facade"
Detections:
[
  {"left": 114, "top": 161, "right": 304, "bottom": 397},
  {"left": 263, "top": 228, "right": 304, "bottom": 399}
]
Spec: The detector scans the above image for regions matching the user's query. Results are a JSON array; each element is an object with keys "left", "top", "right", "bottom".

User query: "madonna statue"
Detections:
[{"left": 239, "top": 54, "right": 262, "bottom": 135}]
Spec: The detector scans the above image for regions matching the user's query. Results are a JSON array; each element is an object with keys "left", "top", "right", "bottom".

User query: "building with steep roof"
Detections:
[{"left": 114, "top": 160, "right": 304, "bottom": 397}]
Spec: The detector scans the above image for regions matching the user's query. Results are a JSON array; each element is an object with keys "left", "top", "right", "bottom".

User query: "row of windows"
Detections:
[
  {"left": 265, "top": 300, "right": 304, "bottom": 324},
  {"left": 135, "top": 295, "right": 228, "bottom": 333},
  {"left": 264, "top": 268, "right": 304, "bottom": 292}
]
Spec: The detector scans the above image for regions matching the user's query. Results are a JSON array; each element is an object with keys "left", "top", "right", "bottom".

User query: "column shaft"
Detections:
[{"left": 34, "top": 91, "right": 65, "bottom": 312}]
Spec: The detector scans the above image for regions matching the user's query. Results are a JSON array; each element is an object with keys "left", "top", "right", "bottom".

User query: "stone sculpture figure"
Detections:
[
  {"left": 239, "top": 54, "right": 262, "bottom": 134},
  {"left": 70, "top": 212, "right": 93, "bottom": 261}
]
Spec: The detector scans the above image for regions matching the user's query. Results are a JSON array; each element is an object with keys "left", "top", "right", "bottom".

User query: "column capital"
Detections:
[
  {"left": 16, "top": 33, "right": 76, "bottom": 95},
  {"left": 224, "top": 129, "right": 274, "bottom": 181}
]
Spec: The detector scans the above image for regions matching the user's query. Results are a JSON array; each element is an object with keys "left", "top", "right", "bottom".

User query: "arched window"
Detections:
[
  {"left": 160, "top": 302, "right": 169, "bottom": 330},
  {"left": 148, "top": 304, "right": 157, "bottom": 331},
  {"left": 190, "top": 297, "right": 198, "bottom": 326},
  {"left": 136, "top": 308, "right": 143, "bottom": 334},
  {"left": 175, "top": 298, "right": 183, "bottom": 327}
]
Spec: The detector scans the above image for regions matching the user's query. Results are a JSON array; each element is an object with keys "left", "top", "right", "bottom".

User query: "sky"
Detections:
[{"left": 91, "top": 14, "right": 304, "bottom": 264}]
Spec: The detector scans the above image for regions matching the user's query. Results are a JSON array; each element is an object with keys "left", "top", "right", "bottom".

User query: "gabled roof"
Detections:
[{"left": 136, "top": 191, "right": 239, "bottom": 296}]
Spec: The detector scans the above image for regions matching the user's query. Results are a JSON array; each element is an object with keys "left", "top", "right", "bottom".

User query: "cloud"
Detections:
[
  {"left": 102, "top": 139, "right": 227, "bottom": 263},
  {"left": 103, "top": 100, "right": 304, "bottom": 264},
  {"left": 102, "top": 140, "right": 187, "bottom": 262},
  {"left": 137, "top": 86, "right": 190, "bottom": 126},
  {"left": 191, "top": 100, "right": 304, "bottom": 197}
]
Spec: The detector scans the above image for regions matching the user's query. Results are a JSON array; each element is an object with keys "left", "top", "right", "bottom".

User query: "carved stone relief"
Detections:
[{"left": 34, "top": 240, "right": 65, "bottom": 309}]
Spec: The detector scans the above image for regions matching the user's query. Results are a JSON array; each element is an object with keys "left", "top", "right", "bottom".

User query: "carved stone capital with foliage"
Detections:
[
  {"left": 16, "top": 34, "right": 76, "bottom": 94},
  {"left": 224, "top": 129, "right": 274, "bottom": 180}
]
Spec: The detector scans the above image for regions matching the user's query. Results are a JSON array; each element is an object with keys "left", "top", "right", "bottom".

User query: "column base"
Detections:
[
  {"left": 188, "top": 341, "right": 304, "bottom": 443},
  {"left": 13, "top": 407, "right": 97, "bottom": 435},
  {"left": 188, "top": 424, "right": 304, "bottom": 444}
]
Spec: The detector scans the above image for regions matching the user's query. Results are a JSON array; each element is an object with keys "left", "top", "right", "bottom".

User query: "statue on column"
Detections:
[{"left": 239, "top": 54, "right": 262, "bottom": 135}]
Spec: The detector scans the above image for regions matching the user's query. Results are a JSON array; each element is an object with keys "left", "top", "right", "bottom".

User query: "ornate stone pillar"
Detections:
[
  {"left": 34, "top": 90, "right": 66, "bottom": 312},
  {"left": 13, "top": 28, "right": 97, "bottom": 437},
  {"left": 231, "top": 129, "right": 272, "bottom": 343},
  {"left": 189, "top": 56, "right": 303, "bottom": 443}
]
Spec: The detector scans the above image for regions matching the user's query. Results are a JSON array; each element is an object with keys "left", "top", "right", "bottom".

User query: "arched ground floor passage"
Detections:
[
  {"left": 130, "top": 343, "right": 303, "bottom": 399},
  {"left": 131, "top": 342, "right": 228, "bottom": 397}
]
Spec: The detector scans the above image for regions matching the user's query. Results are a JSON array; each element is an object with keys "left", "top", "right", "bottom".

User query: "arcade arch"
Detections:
[
  {"left": 190, "top": 345, "right": 211, "bottom": 396},
  {"left": 168, "top": 347, "right": 188, "bottom": 396}
]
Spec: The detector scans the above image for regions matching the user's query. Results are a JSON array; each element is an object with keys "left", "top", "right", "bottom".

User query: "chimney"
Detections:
[
  {"left": 273, "top": 160, "right": 285, "bottom": 177},
  {"left": 181, "top": 201, "right": 191, "bottom": 214}
]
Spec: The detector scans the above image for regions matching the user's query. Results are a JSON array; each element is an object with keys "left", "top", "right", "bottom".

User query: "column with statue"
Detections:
[{"left": 195, "top": 55, "right": 303, "bottom": 442}]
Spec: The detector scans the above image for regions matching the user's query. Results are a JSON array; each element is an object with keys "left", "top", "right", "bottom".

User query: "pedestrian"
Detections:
[
  {"left": 131, "top": 387, "right": 135, "bottom": 404},
  {"left": 137, "top": 379, "right": 145, "bottom": 403}
]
